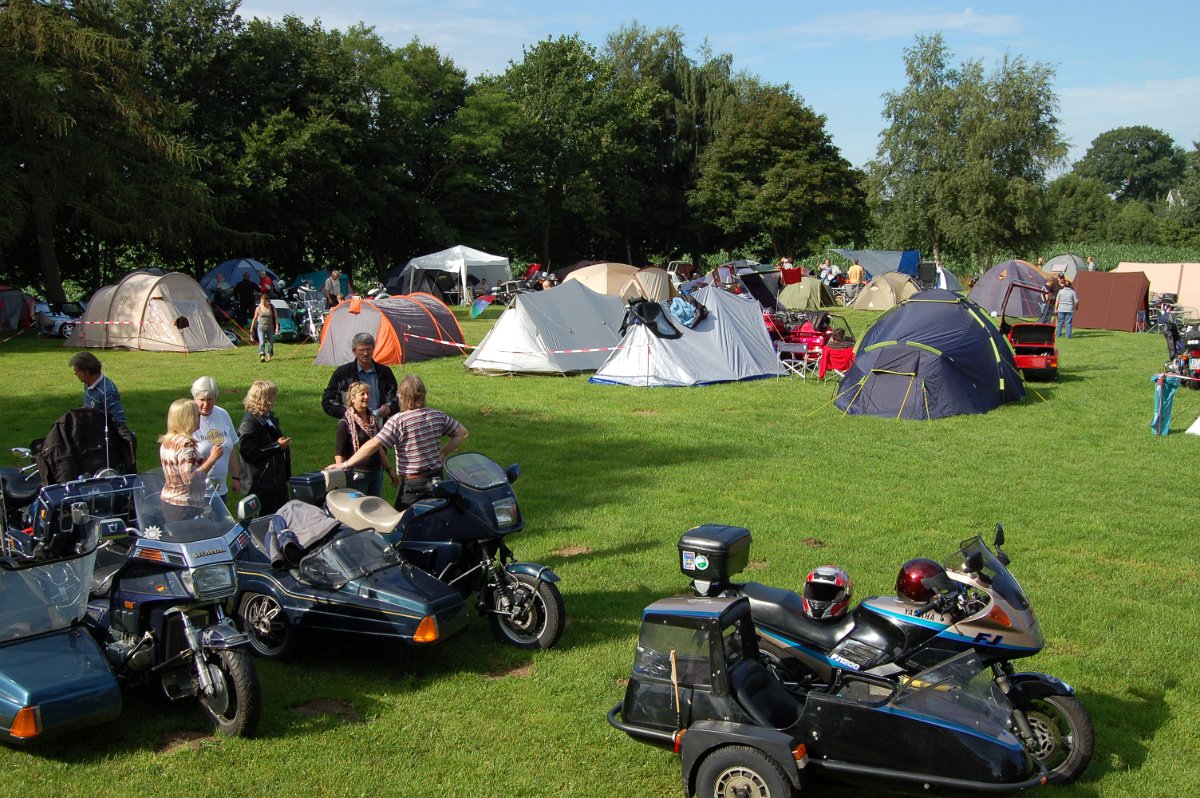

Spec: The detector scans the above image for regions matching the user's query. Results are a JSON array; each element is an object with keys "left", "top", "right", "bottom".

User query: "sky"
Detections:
[{"left": 235, "top": 1, "right": 1200, "bottom": 171}]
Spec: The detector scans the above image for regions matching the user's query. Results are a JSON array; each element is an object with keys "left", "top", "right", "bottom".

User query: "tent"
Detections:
[
  {"left": 553, "top": 260, "right": 603, "bottom": 283},
  {"left": 832, "top": 249, "right": 920, "bottom": 279},
  {"left": 200, "top": 258, "right": 279, "bottom": 292},
  {"left": 967, "top": 260, "right": 1049, "bottom": 317},
  {"left": 589, "top": 286, "right": 779, "bottom": 387},
  {"left": 850, "top": 272, "right": 922, "bottom": 311},
  {"left": 392, "top": 246, "right": 511, "bottom": 305},
  {"left": 1044, "top": 254, "right": 1087, "bottom": 282},
  {"left": 464, "top": 280, "right": 624, "bottom": 375},
  {"left": 65, "top": 271, "right": 232, "bottom": 351},
  {"left": 1113, "top": 262, "right": 1200, "bottom": 307},
  {"left": 778, "top": 277, "right": 835, "bottom": 310},
  {"left": 314, "top": 294, "right": 464, "bottom": 366},
  {"left": 562, "top": 262, "right": 639, "bottom": 294},
  {"left": 619, "top": 267, "right": 678, "bottom": 303},
  {"left": 0, "top": 284, "right": 35, "bottom": 331},
  {"left": 1072, "top": 270, "right": 1150, "bottom": 332},
  {"left": 935, "top": 266, "right": 964, "bottom": 292},
  {"left": 835, "top": 290, "right": 1025, "bottom": 420}
]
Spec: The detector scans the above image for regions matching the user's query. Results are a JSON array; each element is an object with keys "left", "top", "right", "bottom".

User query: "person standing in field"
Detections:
[
  {"left": 237, "top": 380, "right": 291, "bottom": 514},
  {"left": 70, "top": 351, "right": 128, "bottom": 426},
  {"left": 191, "top": 376, "right": 242, "bottom": 500},
  {"left": 1055, "top": 278, "right": 1079, "bottom": 339},
  {"left": 159, "top": 398, "right": 224, "bottom": 522},
  {"left": 250, "top": 293, "right": 278, "bottom": 363}
]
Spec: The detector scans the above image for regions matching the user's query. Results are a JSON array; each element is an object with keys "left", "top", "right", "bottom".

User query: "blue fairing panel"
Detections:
[{"left": 0, "top": 628, "right": 122, "bottom": 744}]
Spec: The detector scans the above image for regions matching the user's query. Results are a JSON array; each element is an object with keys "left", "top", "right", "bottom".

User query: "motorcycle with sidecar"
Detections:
[
  {"left": 678, "top": 523, "right": 1092, "bottom": 784},
  {"left": 288, "top": 452, "right": 565, "bottom": 650},
  {"left": 609, "top": 595, "right": 1047, "bottom": 797}
]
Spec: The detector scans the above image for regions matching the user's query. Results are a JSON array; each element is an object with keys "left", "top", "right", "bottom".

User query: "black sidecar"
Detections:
[{"left": 608, "top": 596, "right": 1046, "bottom": 798}]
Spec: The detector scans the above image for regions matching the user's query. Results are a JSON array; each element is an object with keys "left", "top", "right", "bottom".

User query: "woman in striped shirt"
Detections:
[
  {"left": 329, "top": 375, "right": 468, "bottom": 509},
  {"left": 159, "top": 398, "right": 224, "bottom": 522}
]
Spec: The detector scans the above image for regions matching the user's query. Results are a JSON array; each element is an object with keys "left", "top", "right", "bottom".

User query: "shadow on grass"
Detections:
[{"left": 1077, "top": 682, "right": 1173, "bottom": 785}]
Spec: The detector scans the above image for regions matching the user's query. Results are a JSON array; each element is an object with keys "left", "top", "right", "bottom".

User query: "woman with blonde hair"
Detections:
[
  {"left": 160, "top": 398, "right": 224, "bottom": 522},
  {"left": 237, "top": 380, "right": 291, "bottom": 513},
  {"left": 334, "top": 381, "right": 396, "bottom": 498},
  {"left": 331, "top": 374, "right": 467, "bottom": 510}
]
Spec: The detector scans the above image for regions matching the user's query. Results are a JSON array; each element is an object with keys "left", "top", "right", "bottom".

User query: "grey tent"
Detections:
[
  {"left": 1045, "top": 254, "right": 1086, "bottom": 282},
  {"left": 589, "top": 286, "right": 779, "bottom": 387},
  {"left": 832, "top": 249, "right": 920, "bottom": 279},
  {"left": 464, "top": 281, "right": 625, "bottom": 375},
  {"left": 967, "top": 260, "right": 1049, "bottom": 317}
]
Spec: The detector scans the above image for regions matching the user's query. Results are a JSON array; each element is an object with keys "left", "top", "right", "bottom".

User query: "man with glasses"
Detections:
[{"left": 321, "top": 332, "right": 399, "bottom": 421}]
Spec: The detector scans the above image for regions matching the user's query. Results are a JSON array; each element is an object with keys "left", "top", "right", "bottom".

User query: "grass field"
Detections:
[{"left": 1, "top": 306, "right": 1198, "bottom": 798}]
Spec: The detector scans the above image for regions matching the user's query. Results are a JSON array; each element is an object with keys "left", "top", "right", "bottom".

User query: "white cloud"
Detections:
[{"left": 1060, "top": 77, "right": 1200, "bottom": 159}]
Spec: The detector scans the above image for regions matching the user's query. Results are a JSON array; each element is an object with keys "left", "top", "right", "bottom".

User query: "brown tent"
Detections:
[
  {"left": 1072, "top": 271, "right": 1150, "bottom": 332},
  {"left": 64, "top": 270, "right": 232, "bottom": 352}
]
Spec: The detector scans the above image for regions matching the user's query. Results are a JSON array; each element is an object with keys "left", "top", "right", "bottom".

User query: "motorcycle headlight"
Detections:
[
  {"left": 492, "top": 498, "right": 519, "bottom": 530},
  {"left": 181, "top": 564, "right": 237, "bottom": 600}
]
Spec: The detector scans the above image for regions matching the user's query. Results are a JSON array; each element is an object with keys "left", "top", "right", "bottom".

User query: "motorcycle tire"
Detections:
[
  {"left": 238, "top": 591, "right": 301, "bottom": 661},
  {"left": 1018, "top": 694, "right": 1093, "bottom": 784},
  {"left": 196, "top": 649, "right": 261, "bottom": 738},
  {"left": 486, "top": 572, "right": 565, "bottom": 650},
  {"left": 695, "top": 744, "right": 795, "bottom": 798}
]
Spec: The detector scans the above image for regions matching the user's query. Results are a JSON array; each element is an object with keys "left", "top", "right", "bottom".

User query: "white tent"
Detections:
[
  {"left": 589, "top": 286, "right": 779, "bottom": 387},
  {"left": 464, "top": 281, "right": 625, "bottom": 375},
  {"left": 397, "top": 245, "right": 511, "bottom": 305}
]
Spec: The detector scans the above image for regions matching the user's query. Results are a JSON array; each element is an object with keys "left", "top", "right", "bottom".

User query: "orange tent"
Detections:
[{"left": 314, "top": 294, "right": 465, "bottom": 366}]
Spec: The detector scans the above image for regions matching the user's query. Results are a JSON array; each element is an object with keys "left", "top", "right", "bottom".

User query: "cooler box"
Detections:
[
  {"left": 678, "top": 525, "right": 751, "bottom": 585},
  {"left": 288, "top": 472, "right": 327, "bottom": 505}
]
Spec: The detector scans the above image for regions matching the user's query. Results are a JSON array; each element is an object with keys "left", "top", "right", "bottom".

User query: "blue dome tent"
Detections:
[{"left": 834, "top": 289, "right": 1025, "bottom": 420}]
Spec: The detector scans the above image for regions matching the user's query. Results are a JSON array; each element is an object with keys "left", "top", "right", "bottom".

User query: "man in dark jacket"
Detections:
[{"left": 321, "top": 332, "right": 400, "bottom": 420}]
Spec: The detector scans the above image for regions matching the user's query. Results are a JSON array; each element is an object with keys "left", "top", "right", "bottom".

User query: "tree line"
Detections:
[{"left": 3, "top": 3, "right": 1198, "bottom": 302}]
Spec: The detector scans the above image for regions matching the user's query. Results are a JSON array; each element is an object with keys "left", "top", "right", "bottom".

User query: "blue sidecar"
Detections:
[
  {"left": 233, "top": 511, "right": 468, "bottom": 659},
  {"left": 1, "top": 517, "right": 121, "bottom": 745}
]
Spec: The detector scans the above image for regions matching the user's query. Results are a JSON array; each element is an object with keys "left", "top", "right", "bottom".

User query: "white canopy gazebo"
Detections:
[{"left": 397, "top": 245, "right": 510, "bottom": 305}]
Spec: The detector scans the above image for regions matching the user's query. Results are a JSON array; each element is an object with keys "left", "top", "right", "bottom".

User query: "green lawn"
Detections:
[{"left": 1, "top": 308, "right": 1197, "bottom": 797}]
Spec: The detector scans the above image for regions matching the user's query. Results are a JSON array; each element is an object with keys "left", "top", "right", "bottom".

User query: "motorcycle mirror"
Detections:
[
  {"left": 237, "top": 494, "right": 261, "bottom": 523},
  {"left": 505, "top": 464, "right": 521, "bottom": 484},
  {"left": 994, "top": 523, "right": 1005, "bottom": 547},
  {"left": 70, "top": 501, "right": 89, "bottom": 526},
  {"left": 10, "top": 447, "right": 31, "bottom": 459}
]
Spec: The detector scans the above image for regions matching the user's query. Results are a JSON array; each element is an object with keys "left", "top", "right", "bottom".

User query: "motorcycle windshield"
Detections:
[
  {"left": 302, "top": 531, "right": 402, "bottom": 585},
  {"left": 945, "top": 537, "right": 1030, "bottom": 611},
  {"left": 891, "top": 651, "right": 1012, "bottom": 739},
  {"left": 443, "top": 453, "right": 508, "bottom": 490},
  {"left": 0, "top": 548, "right": 97, "bottom": 643},
  {"left": 133, "top": 473, "right": 236, "bottom": 543}
]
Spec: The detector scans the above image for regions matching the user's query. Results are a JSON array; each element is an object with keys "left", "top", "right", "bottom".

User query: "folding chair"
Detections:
[
  {"left": 776, "top": 341, "right": 813, "bottom": 379},
  {"left": 819, "top": 346, "right": 856, "bottom": 381}
]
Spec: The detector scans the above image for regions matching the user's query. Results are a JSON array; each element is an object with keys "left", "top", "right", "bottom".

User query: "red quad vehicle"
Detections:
[{"left": 1000, "top": 281, "right": 1058, "bottom": 382}]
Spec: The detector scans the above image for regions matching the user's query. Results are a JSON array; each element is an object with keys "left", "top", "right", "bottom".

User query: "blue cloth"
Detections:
[
  {"left": 357, "top": 366, "right": 380, "bottom": 412},
  {"left": 84, "top": 374, "right": 126, "bottom": 425},
  {"left": 669, "top": 297, "right": 698, "bottom": 328},
  {"left": 1056, "top": 311, "right": 1074, "bottom": 339},
  {"left": 1151, "top": 374, "right": 1181, "bottom": 435}
]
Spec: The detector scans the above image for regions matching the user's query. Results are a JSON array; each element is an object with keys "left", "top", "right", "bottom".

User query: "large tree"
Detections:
[
  {"left": 1074, "top": 126, "right": 1185, "bottom": 204},
  {"left": 1046, "top": 173, "right": 1114, "bottom": 241},
  {"left": 1, "top": 0, "right": 208, "bottom": 300},
  {"left": 869, "top": 34, "right": 1066, "bottom": 270},
  {"left": 690, "top": 78, "right": 865, "bottom": 258}
]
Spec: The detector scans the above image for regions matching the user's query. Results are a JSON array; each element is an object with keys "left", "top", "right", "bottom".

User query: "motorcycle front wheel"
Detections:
[
  {"left": 1018, "top": 694, "right": 1094, "bottom": 784},
  {"left": 486, "top": 572, "right": 565, "bottom": 649},
  {"left": 196, "top": 649, "right": 261, "bottom": 737}
]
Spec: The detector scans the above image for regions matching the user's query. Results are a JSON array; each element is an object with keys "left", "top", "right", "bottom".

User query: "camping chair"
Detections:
[
  {"left": 776, "top": 341, "right": 815, "bottom": 379},
  {"left": 819, "top": 346, "right": 856, "bottom": 381}
]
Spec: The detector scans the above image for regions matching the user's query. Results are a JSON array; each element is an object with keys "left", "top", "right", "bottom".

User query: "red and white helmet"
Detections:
[{"left": 802, "top": 565, "right": 852, "bottom": 620}]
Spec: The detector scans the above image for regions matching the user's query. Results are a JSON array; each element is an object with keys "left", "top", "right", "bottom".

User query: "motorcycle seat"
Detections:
[
  {"left": 729, "top": 658, "right": 804, "bottom": 729},
  {"left": 0, "top": 467, "right": 40, "bottom": 507},
  {"left": 743, "top": 581, "right": 854, "bottom": 650},
  {"left": 326, "top": 489, "right": 403, "bottom": 534}
]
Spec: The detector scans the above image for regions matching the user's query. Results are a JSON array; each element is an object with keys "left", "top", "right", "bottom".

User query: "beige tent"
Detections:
[
  {"left": 619, "top": 267, "right": 678, "bottom": 303},
  {"left": 851, "top": 272, "right": 922, "bottom": 310},
  {"left": 561, "top": 262, "right": 639, "bottom": 294},
  {"left": 1113, "top": 262, "right": 1200, "bottom": 308},
  {"left": 65, "top": 270, "right": 233, "bottom": 352}
]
